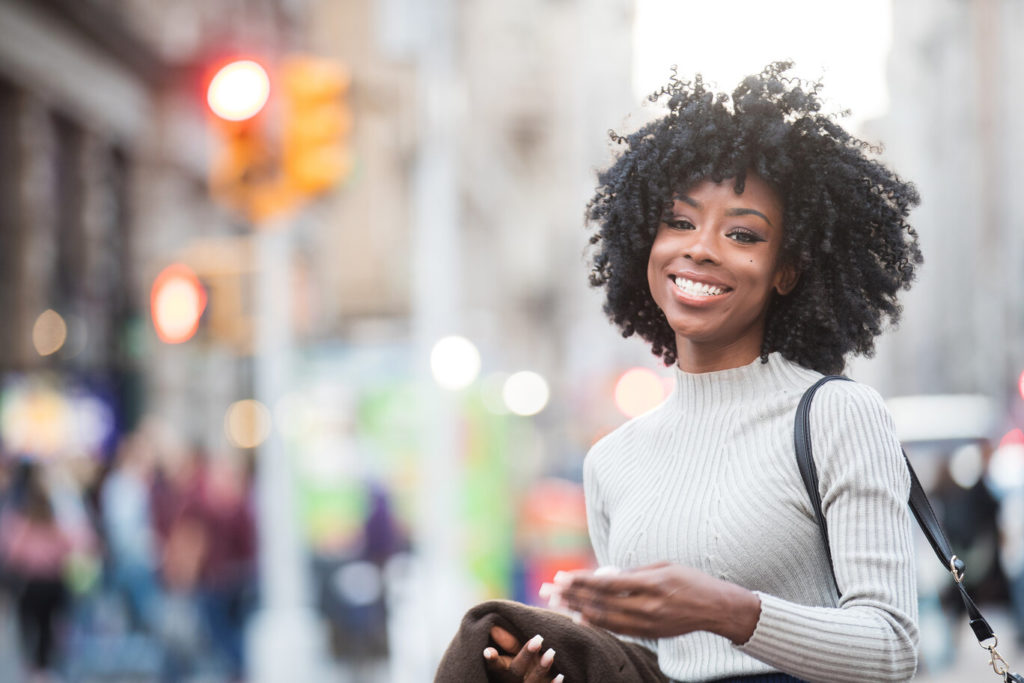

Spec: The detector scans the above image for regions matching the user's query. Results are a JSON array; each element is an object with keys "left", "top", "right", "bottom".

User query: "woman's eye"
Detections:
[
  {"left": 664, "top": 219, "right": 695, "bottom": 231},
  {"left": 727, "top": 229, "right": 766, "bottom": 244}
]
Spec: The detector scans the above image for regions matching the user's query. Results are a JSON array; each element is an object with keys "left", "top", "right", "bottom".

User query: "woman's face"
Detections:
[{"left": 646, "top": 174, "right": 796, "bottom": 372}]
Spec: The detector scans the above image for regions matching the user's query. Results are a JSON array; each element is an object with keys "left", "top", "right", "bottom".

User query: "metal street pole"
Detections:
[
  {"left": 247, "top": 222, "right": 328, "bottom": 682},
  {"left": 396, "top": 0, "right": 474, "bottom": 678}
]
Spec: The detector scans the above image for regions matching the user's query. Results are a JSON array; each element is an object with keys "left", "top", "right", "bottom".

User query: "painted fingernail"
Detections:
[
  {"left": 527, "top": 634, "right": 544, "bottom": 651},
  {"left": 548, "top": 594, "right": 565, "bottom": 609},
  {"left": 539, "top": 582, "right": 560, "bottom": 598},
  {"left": 541, "top": 648, "right": 556, "bottom": 667},
  {"left": 553, "top": 571, "right": 572, "bottom": 586},
  {"left": 483, "top": 647, "right": 496, "bottom": 659},
  {"left": 594, "top": 565, "right": 621, "bottom": 576},
  {"left": 571, "top": 611, "right": 587, "bottom": 625},
  {"left": 553, "top": 675, "right": 565, "bottom": 683}
]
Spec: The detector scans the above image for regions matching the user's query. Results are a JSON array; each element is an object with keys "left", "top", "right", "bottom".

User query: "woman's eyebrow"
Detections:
[
  {"left": 726, "top": 207, "right": 773, "bottom": 226},
  {"left": 674, "top": 196, "right": 774, "bottom": 227},
  {"left": 676, "top": 195, "right": 700, "bottom": 208}
]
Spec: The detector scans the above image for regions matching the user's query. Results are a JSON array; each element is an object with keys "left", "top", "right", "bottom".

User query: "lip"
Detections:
[
  {"left": 667, "top": 271, "right": 733, "bottom": 307},
  {"left": 672, "top": 271, "right": 732, "bottom": 290}
]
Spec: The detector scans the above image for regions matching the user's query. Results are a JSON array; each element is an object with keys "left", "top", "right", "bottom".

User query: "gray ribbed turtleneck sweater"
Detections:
[{"left": 583, "top": 353, "right": 918, "bottom": 682}]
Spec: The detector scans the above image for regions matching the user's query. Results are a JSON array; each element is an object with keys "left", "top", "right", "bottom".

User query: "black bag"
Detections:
[{"left": 796, "top": 375, "right": 1024, "bottom": 683}]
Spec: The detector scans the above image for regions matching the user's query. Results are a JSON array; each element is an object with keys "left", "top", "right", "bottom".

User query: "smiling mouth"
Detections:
[{"left": 671, "top": 275, "right": 731, "bottom": 298}]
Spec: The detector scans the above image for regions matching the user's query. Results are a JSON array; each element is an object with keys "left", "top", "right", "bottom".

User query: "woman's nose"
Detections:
[{"left": 683, "top": 229, "right": 719, "bottom": 264}]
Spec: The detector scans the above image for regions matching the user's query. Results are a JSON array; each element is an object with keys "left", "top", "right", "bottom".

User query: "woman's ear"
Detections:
[{"left": 774, "top": 264, "right": 799, "bottom": 296}]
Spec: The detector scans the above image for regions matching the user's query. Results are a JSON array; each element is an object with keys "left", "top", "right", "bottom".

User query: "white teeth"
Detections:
[{"left": 672, "top": 276, "right": 726, "bottom": 297}]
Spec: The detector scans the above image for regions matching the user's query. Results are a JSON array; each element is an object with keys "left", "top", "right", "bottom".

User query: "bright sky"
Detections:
[{"left": 632, "top": 0, "right": 893, "bottom": 132}]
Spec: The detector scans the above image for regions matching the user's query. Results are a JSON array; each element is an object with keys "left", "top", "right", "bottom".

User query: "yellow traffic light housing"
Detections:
[{"left": 281, "top": 56, "right": 354, "bottom": 196}]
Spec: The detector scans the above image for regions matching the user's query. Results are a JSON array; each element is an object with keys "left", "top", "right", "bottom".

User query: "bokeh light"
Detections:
[
  {"left": 151, "top": 263, "right": 207, "bottom": 344},
  {"left": 502, "top": 371, "right": 550, "bottom": 416},
  {"left": 614, "top": 367, "right": 670, "bottom": 418},
  {"left": 0, "top": 379, "right": 115, "bottom": 459},
  {"left": 988, "top": 429, "right": 1024, "bottom": 494},
  {"left": 207, "top": 60, "right": 271, "bottom": 121},
  {"left": 333, "top": 560, "right": 383, "bottom": 607},
  {"left": 949, "top": 443, "right": 984, "bottom": 489},
  {"left": 224, "top": 399, "right": 272, "bottom": 449},
  {"left": 429, "top": 335, "right": 481, "bottom": 390},
  {"left": 32, "top": 309, "right": 67, "bottom": 356},
  {"left": 1018, "top": 369, "right": 1024, "bottom": 401}
]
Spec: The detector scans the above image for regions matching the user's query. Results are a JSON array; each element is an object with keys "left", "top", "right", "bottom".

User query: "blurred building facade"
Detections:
[
  {"left": 857, "top": 0, "right": 1024, "bottom": 424},
  {"left": 0, "top": 0, "right": 639, "bottom": 677},
  {"left": 0, "top": 0, "right": 305, "bottom": 453}
]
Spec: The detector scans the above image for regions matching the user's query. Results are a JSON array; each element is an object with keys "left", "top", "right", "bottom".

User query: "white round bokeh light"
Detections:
[
  {"left": 502, "top": 371, "right": 550, "bottom": 417},
  {"left": 430, "top": 335, "right": 481, "bottom": 390}
]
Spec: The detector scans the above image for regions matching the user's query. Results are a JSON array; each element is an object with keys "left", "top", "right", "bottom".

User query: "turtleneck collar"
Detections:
[{"left": 670, "top": 352, "right": 820, "bottom": 408}]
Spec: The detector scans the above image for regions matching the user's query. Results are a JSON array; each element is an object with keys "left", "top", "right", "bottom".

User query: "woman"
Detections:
[
  {"left": 1, "top": 462, "right": 76, "bottom": 678},
  {"left": 436, "top": 62, "right": 922, "bottom": 683}
]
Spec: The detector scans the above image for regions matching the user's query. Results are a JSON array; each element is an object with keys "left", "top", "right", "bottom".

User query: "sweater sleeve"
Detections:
[
  {"left": 736, "top": 380, "right": 919, "bottom": 682},
  {"left": 583, "top": 446, "right": 613, "bottom": 569}
]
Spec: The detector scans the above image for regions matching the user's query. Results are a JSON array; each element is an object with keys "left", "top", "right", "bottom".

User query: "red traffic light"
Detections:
[
  {"left": 151, "top": 263, "right": 207, "bottom": 344},
  {"left": 207, "top": 60, "right": 271, "bottom": 122}
]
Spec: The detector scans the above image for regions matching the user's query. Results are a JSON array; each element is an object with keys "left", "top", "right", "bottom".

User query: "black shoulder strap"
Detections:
[
  {"left": 794, "top": 375, "right": 844, "bottom": 593},
  {"left": 795, "top": 375, "right": 999, "bottom": 650}
]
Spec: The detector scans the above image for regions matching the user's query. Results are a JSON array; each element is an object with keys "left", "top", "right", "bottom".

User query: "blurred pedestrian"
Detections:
[
  {"left": 193, "top": 455, "right": 256, "bottom": 681},
  {"left": 1, "top": 460, "right": 91, "bottom": 679},
  {"left": 100, "top": 431, "right": 162, "bottom": 632},
  {"left": 153, "top": 448, "right": 255, "bottom": 680},
  {"left": 150, "top": 442, "right": 207, "bottom": 679}
]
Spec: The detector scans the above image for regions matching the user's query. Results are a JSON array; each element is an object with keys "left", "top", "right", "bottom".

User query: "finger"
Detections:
[
  {"left": 523, "top": 648, "right": 557, "bottom": 683},
  {"left": 564, "top": 572, "right": 651, "bottom": 597},
  {"left": 576, "top": 596, "right": 661, "bottom": 638},
  {"left": 561, "top": 588, "right": 657, "bottom": 631},
  {"left": 483, "top": 646, "right": 515, "bottom": 675},
  {"left": 508, "top": 634, "right": 544, "bottom": 677},
  {"left": 490, "top": 625, "right": 522, "bottom": 653},
  {"left": 625, "top": 561, "right": 670, "bottom": 572}
]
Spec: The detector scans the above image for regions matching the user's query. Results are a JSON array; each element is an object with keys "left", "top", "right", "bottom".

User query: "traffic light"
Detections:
[
  {"left": 204, "top": 55, "right": 353, "bottom": 222},
  {"left": 206, "top": 59, "right": 277, "bottom": 217},
  {"left": 281, "top": 56, "right": 354, "bottom": 196},
  {"left": 207, "top": 59, "right": 270, "bottom": 122},
  {"left": 151, "top": 263, "right": 207, "bottom": 344}
]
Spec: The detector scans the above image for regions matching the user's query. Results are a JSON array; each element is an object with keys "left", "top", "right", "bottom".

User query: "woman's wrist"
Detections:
[{"left": 705, "top": 580, "right": 761, "bottom": 645}]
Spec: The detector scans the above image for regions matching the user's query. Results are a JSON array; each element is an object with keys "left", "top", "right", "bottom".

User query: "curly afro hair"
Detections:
[{"left": 585, "top": 62, "right": 922, "bottom": 375}]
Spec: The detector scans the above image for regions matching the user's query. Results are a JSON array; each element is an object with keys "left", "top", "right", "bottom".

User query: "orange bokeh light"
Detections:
[{"left": 613, "top": 367, "right": 670, "bottom": 418}]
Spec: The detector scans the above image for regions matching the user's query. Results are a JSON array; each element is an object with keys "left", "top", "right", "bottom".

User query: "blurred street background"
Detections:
[{"left": 0, "top": 0, "right": 1022, "bottom": 680}]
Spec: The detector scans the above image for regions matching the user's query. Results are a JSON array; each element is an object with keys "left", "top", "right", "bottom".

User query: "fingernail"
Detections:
[
  {"left": 527, "top": 634, "right": 544, "bottom": 651},
  {"left": 548, "top": 594, "right": 565, "bottom": 609},
  {"left": 483, "top": 647, "right": 496, "bottom": 659},
  {"left": 539, "top": 582, "right": 560, "bottom": 598},
  {"left": 553, "top": 675, "right": 565, "bottom": 683},
  {"left": 571, "top": 611, "right": 586, "bottom": 625},
  {"left": 594, "top": 565, "right": 621, "bottom": 576},
  {"left": 553, "top": 571, "right": 572, "bottom": 586},
  {"left": 541, "top": 648, "right": 555, "bottom": 667}
]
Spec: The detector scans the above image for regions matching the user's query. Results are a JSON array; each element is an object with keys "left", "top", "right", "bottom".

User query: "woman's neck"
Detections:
[{"left": 674, "top": 337, "right": 763, "bottom": 374}]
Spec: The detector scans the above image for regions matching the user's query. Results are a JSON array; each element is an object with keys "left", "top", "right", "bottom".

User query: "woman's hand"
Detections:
[
  {"left": 549, "top": 562, "right": 761, "bottom": 644},
  {"left": 482, "top": 625, "right": 563, "bottom": 683}
]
